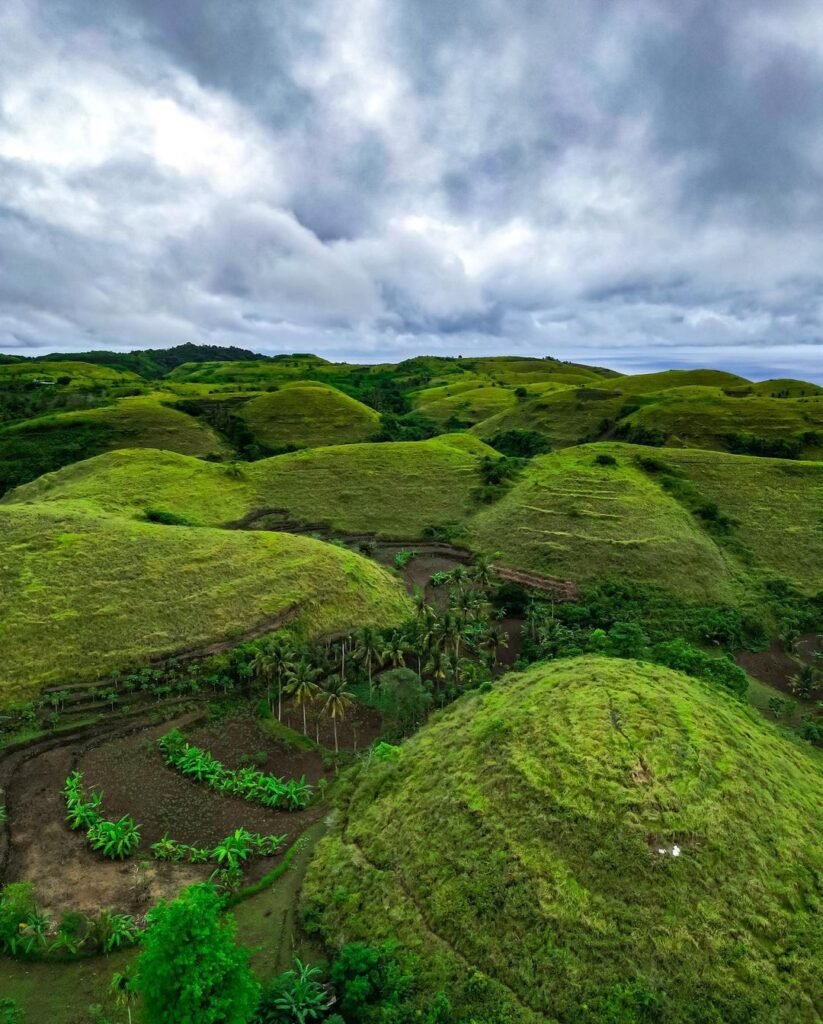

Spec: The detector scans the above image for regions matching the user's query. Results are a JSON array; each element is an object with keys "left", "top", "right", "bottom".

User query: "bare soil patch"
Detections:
[
  {"left": 2, "top": 709, "right": 332, "bottom": 922},
  {"left": 735, "top": 632, "right": 821, "bottom": 695}
]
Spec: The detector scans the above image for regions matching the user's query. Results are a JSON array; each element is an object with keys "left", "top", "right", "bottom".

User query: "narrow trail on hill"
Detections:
[{"left": 339, "top": 828, "right": 541, "bottom": 1020}]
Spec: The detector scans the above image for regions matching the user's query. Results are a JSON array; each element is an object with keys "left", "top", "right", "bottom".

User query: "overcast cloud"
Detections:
[{"left": 1, "top": 0, "right": 823, "bottom": 380}]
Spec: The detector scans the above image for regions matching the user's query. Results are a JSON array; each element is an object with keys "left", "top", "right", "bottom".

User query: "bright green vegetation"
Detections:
[
  {"left": 237, "top": 382, "right": 380, "bottom": 450},
  {"left": 134, "top": 884, "right": 260, "bottom": 1024},
  {"left": 0, "top": 503, "right": 411, "bottom": 702},
  {"left": 303, "top": 656, "right": 823, "bottom": 1023},
  {"left": 6, "top": 435, "right": 496, "bottom": 536},
  {"left": 621, "top": 387, "right": 823, "bottom": 457},
  {"left": 7, "top": 437, "right": 822, "bottom": 603},
  {"left": 0, "top": 360, "right": 143, "bottom": 390},
  {"left": 0, "top": 394, "right": 228, "bottom": 494},
  {"left": 606, "top": 368, "right": 752, "bottom": 395},
  {"left": 472, "top": 442, "right": 823, "bottom": 597},
  {"left": 158, "top": 728, "right": 313, "bottom": 809}
]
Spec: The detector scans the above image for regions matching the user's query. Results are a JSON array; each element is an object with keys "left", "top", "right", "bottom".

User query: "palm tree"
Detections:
[
  {"left": 321, "top": 677, "right": 356, "bottom": 754},
  {"left": 286, "top": 659, "right": 322, "bottom": 736},
  {"left": 471, "top": 553, "right": 497, "bottom": 591},
  {"left": 252, "top": 635, "right": 296, "bottom": 720},
  {"left": 355, "top": 626, "right": 383, "bottom": 693},
  {"left": 411, "top": 585, "right": 429, "bottom": 619},
  {"left": 484, "top": 624, "right": 509, "bottom": 669},
  {"left": 425, "top": 648, "right": 447, "bottom": 693},
  {"left": 381, "top": 631, "right": 407, "bottom": 669}
]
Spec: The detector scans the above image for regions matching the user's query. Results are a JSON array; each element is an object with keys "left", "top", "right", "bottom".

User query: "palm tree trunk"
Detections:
[
  {"left": 302, "top": 702, "right": 307, "bottom": 736},
  {"left": 277, "top": 678, "right": 282, "bottom": 722},
  {"left": 333, "top": 717, "right": 339, "bottom": 754}
]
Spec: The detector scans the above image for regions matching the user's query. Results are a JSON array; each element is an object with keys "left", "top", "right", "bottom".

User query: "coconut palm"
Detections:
[
  {"left": 286, "top": 659, "right": 322, "bottom": 736},
  {"left": 484, "top": 623, "right": 509, "bottom": 668},
  {"left": 321, "top": 677, "right": 356, "bottom": 753},
  {"left": 471, "top": 553, "right": 497, "bottom": 591},
  {"left": 252, "top": 634, "right": 296, "bottom": 720},
  {"left": 380, "top": 630, "right": 407, "bottom": 669},
  {"left": 355, "top": 626, "right": 383, "bottom": 693}
]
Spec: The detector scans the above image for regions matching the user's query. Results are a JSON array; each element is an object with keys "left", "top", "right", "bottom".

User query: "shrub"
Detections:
[
  {"left": 0, "top": 998, "right": 22, "bottom": 1024},
  {"left": 143, "top": 508, "right": 193, "bottom": 526},
  {"left": 331, "top": 942, "right": 414, "bottom": 1024},
  {"left": 594, "top": 453, "right": 617, "bottom": 467},
  {"left": 135, "top": 884, "right": 259, "bottom": 1024},
  {"left": 488, "top": 428, "right": 550, "bottom": 458}
]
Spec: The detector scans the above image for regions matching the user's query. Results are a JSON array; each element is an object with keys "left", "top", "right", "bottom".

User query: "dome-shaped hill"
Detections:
[
  {"left": 0, "top": 502, "right": 411, "bottom": 701},
  {"left": 237, "top": 382, "right": 379, "bottom": 449},
  {"left": 303, "top": 657, "right": 823, "bottom": 1024}
]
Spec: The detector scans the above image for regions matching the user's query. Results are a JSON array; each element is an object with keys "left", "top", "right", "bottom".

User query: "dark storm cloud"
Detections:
[{"left": 1, "top": 0, "right": 822, "bottom": 380}]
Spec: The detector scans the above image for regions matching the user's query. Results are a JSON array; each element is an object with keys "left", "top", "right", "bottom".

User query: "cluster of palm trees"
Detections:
[{"left": 250, "top": 557, "right": 507, "bottom": 750}]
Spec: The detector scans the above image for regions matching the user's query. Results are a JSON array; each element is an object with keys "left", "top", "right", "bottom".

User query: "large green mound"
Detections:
[
  {"left": 237, "top": 382, "right": 380, "bottom": 449},
  {"left": 0, "top": 395, "right": 227, "bottom": 494},
  {"left": 5, "top": 435, "right": 494, "bottom": 537},
  {"left": 303, "top": 656, "right": 823, "bottom": 1023},
  {"left": 0, "top": 503, "right": 411, "bottom": 703},
  {"left": 0, "top": 360, "right": 142, "bottom": 389}
]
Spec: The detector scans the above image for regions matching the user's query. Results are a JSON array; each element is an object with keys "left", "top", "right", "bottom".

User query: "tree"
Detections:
[
  {"left": 286, "top": 659, "right": 322, "bottom": 736},
  {"left": 380, "top": 631, "right": 407, "bottom": 670},
  {"left": 355, "top": 627, "right": 383, "bottom": 693},
  {"left": 252, "top": 634, "right": 295, "bottom": 720},
  {"left": 134, "top": 883, "right": 258, "bottom": 1024},
  {"left": 791, "top": 664, "right": 819, "bottom": 701},
  {"left": 330, "top": 942, "right": 413, "bottom": 1024},
  {"left": 321, "top": 677, "right": 355, "bottom": 754}
]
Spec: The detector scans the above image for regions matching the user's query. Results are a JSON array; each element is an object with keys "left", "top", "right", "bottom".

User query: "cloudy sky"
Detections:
[{"left": 1, "top": 0, "right": 823, "bottom": 380}]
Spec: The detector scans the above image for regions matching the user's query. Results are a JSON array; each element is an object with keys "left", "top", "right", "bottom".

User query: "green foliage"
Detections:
[
  {"left": 304, "top": 657, "right": 823, "bottom": 1023},
  {"left": 374, "top": 411, "right": 439, "bottom": 442},
  {"left": 86, "top": 816, "right": 141, "bottom": 860},
  {"left": 135, "top": 883, "right": 259, "bottom": 1024},
  {"left": 331, "top": 942, "right": 414, "bottom": 1023},
  {"left": 144, "top": 507, "right": 193, "bottom": 526},
  {"left": 254, "top": 957, "right": 331, "bottom": 1024},
  {"left": 159, "top": 730, "right": 313, "bottom": 809},
  {"left": 487, "top": 428, "right": 551, "bottom": 458},
  {"left": 0, "top": 999, "right": 23, "bottom": 1024},
  {"left": 593, "top": 452, "right": 618, "bottom": 466}
]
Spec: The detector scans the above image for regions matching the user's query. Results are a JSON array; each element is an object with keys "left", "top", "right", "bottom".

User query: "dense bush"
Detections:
[{"left": 488, "top": 429, "right": 551, "bottom": 458}]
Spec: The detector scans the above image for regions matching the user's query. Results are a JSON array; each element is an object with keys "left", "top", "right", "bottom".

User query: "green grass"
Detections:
[
  {"left": 623, "top": 388, "right": 823, "bottom": 456},
  {"left": 237, "top": 382, "right": 380, "bottom": 449},
  {"left": 470, "top": 443, "right": 741, "bottom": 602},
  {"left": 303, "top": 656, "right": 823, "bottom": 1024},
  {"left": 0, "top": 360, "right": 143, "bottom": 389},
  {"left": 0, "top": 503, "right": 411, "bottom": 704},
  {"left": 6, "top": 435, "right": 496, "bottom": 537},
  {"left": 0, "top": 395, "right": 228, "bottom": 493},
  {"left": 605, "top": 368, "right": 752, "bottom": 395}
]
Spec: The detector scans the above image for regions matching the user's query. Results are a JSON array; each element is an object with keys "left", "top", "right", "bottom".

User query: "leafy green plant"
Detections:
[
  {"left": 254, "top": 957, "right": 331, "bottom": 1024},
  {"left": 393, "top": 549, "right": 416, "bottom": 569},
  {"left": 158, "top": 731, "right": 313, "bottom": 810},
  {"left": 87, "top": 816, "right": 141, "bottom": 860}
]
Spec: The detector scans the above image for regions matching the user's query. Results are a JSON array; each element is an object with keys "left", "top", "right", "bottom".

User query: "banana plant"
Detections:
[
  {"left": 150, "top": 833, "right": 183, "bottom": 861},
  {"left": 87, "top": 816, "right": 141, "bottom": 859},
  {"left": 212, "top": 828, "right": 253, "bottom": 869}
]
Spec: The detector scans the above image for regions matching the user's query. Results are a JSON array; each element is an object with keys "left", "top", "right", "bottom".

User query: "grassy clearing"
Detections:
[
  {"left": 0, "top": 504, "right": 411, "bottom": 703},
  {"left": 237, "top": 382, "right": 380, "bottom": 449},
  {"left": 303, "top": 656, "right": 823, "bottom": 1024}
]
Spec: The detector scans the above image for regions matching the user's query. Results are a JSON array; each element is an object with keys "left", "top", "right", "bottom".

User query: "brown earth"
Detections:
[
  {"left": 735, "top": 631, "right": 821, "bottom": 695},
  {"left": 1, "top": 709, "right": 339, "bottom": 923}
]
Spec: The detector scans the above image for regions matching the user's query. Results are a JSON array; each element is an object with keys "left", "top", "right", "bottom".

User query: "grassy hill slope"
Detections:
[
  {"left": 470, "top": 443, "right": 738, "bottom": 601},
  {"left": 5, "top": 436, "right": 494, "bottom": 537},
  {"left": 0, "top": 503, "right": 411, "bottom": 703},
  {"left": 0, "top": 395, "right": 228, "bottom": 494},
  {"left": 237, "top": 382, "right": 380, "bottom": 449},
  {"left": 303, "top": 656, "right": 823, "bottom": 1024},
  {"left": 0, "top": 360, "right": 143, "bottom": 389}
]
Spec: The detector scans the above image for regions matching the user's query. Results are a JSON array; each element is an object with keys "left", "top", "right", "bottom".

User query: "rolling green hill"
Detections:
[
  {"left": 0, "top": 395, "right": 228, "bottom": 495},
  {"left": 0, "top": 502, "right": 411, "bottom": 703},
  {"left": 7, "top": 438, "right": 822, "bottom": 600},
  {"left": 0, "top": 360, "right": 143, "bottom": 389},
  {"left": 236, "top": 382, "right": 380, "bottom": 449},
  {"left": 4, "top": 435, "right": 494, "bottom": 537},
  {"left": 303, "top": 656, "right": 823, "bottom": 1023},
  {"left": 472, "top": 443, "right": 823, "bottom": 597}
]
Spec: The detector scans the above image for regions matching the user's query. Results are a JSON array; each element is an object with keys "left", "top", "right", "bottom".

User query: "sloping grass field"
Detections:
[
  {"left": 5, "top": 435, "right": 495, "bottom": 537},
  {"left": 303, "top": 656, "right": 823, "bottom": 1024},
  {"left": 0, "top": 395, "right": 228, "bottom": 493},
  {"left": 0, "top": 503, "right": 411, "bottom": 702},
  {"left": 237, "top": 382, "right": 380, "bottom": 449}
]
